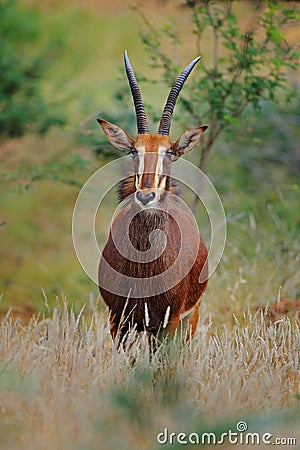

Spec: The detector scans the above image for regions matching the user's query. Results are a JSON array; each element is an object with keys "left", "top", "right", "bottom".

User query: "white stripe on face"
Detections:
[
  {"left": 135, "top": 145, "right": 145, "bottom": 190},
  {"left": 135, "top": 144, "right": 168, "bottom": 193},
  {"left": 155, "top": 145, "right": 167, "bottom": 187},
  {"left": 158, "top": 174, "right": 167, "bottom": 190}
]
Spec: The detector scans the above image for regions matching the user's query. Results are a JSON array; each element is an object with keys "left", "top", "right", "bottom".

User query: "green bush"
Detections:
[
  {"left": 135, "top": 0, "right": 299, "bottom": 178},
  {"left": 0, "top": 0, "right": 65, "bottom": 139}
]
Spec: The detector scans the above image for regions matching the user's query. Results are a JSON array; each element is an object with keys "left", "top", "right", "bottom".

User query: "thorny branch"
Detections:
[{"left": 133, "top": 1, "right": 299, "bottom": 210}]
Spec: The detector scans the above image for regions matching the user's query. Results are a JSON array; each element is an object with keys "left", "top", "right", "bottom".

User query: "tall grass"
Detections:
[
  {"left": 0, "top": 298, "right": 299, "bottom": 449},
  {"left": 1, "top": 3, "right": 299, "bottom": 447}
]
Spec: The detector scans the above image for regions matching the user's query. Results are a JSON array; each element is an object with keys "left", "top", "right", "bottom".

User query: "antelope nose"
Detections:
[{"left": 136, "top": 191, "right": 155, "bottom": 205}]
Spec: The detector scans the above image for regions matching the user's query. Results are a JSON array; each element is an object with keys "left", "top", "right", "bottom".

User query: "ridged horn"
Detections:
[
  {"left": 158, "top": 56, "right": 201, "bottom": 135},
  {"left": 124, "top": 50, "right": 149, "bottom": 134}
]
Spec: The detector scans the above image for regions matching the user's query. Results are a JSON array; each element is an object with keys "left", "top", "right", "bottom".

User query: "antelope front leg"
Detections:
[{"left": 179, "top": 302, "right": 201, "bottom": 338}]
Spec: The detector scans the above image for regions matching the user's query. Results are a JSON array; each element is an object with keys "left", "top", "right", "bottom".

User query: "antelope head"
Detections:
[{"left": 98, "top": 51, "right": 207, "bottom": 208}]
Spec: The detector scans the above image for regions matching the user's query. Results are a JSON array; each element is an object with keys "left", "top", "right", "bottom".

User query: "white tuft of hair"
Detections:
[
  {"left": 144, "top": 302, "right": 150, "bottom": 327},
  {"left": 163, "top": 306, "right": 171, "bottom": 329}
]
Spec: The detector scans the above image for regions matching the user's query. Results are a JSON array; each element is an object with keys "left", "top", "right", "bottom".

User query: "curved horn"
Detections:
[
  {"left": 124, "top": 50, "right": 149, "bottom": 134},
  {"left": 158, "top": 56, "right": 201, "bottom": 136}
]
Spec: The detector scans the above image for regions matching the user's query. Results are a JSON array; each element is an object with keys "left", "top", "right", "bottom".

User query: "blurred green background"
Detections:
[{"left": 0, "top": 0, "right": 299, "bottom": 318}]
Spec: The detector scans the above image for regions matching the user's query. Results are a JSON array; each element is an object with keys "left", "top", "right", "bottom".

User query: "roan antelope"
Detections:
[{"left": 98, "top": 51, "right": 208, "bottom": 342}]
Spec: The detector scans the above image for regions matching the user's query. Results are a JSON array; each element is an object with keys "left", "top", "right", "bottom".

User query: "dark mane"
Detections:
[{"left": 117, "top": 174, "right": 135, "bottom": 202}]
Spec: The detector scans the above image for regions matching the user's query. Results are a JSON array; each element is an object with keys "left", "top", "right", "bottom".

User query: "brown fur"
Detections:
[
  {"left": 98, "top": 123, "right": 208, "bottom": 343},
  {"left": 99, "top": 192, "right": 208, "bottom": 342}
]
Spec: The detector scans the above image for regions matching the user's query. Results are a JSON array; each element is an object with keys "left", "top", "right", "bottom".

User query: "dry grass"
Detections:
[
  {"left": 1, "top": 3, "right": 299, "bottom": 448},
  {"left": 0, "top": 298, "right": 299, "bottom": 449}
]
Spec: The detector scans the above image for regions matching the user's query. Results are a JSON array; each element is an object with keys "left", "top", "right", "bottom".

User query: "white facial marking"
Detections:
[
  {"left": 135, "top": 145, "right": 145, "bottom": 190},
  {"left": 134, "top": 144, "right": 167, "bottom": 206},
  {"left": 158, "top": 175, "right": 166, "bottom": 190},
  {"left": 155, "top": 145, "right": 167, "bottom": 187}
]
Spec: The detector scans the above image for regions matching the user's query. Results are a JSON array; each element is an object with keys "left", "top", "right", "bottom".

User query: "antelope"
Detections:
[{"left": 97, "top": 51, "right": 208, "bottom": 342}]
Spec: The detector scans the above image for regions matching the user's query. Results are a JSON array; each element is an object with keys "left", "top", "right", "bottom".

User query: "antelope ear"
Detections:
[
  {"left": 97, "top": 119, "right": 135, "bottom": 152},
  {"left": 173, "top": 126, "right": 207, "bottom": 157}
]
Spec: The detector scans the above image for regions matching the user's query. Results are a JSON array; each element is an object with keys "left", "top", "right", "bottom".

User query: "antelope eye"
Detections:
[
  {"left": 165, "top": 149, "right": 175, "bottom": 159},
  {"left": 130, "top": 149, "right": 138, "bottom": 157}
]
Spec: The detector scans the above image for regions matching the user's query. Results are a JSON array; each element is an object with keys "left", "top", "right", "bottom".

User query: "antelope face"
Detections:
[
  {"left": 131, "top": 134, "right": 172, "bottom": 207},
  {"left": 98, "top": 50, "right": 207, "bottom": 208},
  {"left": 98, "top": 122, "right": 207, "bottom": 208}
]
